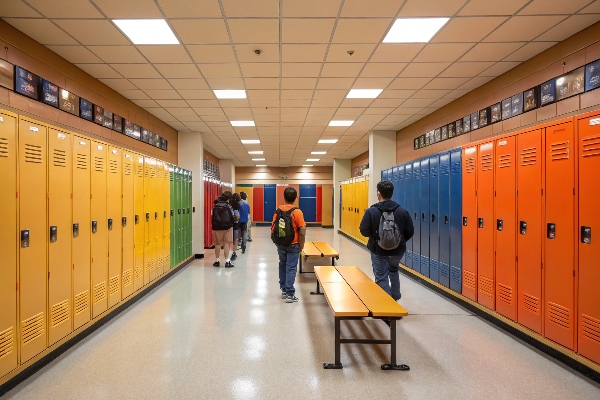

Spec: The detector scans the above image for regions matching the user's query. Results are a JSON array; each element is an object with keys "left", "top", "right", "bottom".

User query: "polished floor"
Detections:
[{"left": 4, "top": 227, "right": 600, "bottom": 399}]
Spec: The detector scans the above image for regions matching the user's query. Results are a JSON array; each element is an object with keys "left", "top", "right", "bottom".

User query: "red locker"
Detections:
[
  {"left": 544, "top": 121, "right": 577, "bottom": 350},
  {"left": 517, "top": 128, "right": 544, "bottom": 334},
  {"left": 462, "top": 146, "right": 478, "bottom": 301},
  {"left": 477, "top": 142, "right": 495, "bottom": 310},
  {"left": 495, "top": 136, "right": 517, "bottom": 321},
  {"left": 253, "top": 187, "right": 264, "bottom": 222},
  {"left": 316, "top": 185, "right": 322, "bottom": 223},
  {"left": 577, "top": 113, "right": 600, "bottom": 364}
]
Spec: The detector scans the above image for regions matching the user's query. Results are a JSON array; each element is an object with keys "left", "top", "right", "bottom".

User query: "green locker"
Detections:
[{"left": 170, "top": 166, "right": 174, "bottom": 268}]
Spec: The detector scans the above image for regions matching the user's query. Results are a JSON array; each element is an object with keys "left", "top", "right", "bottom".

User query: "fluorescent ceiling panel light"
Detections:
[
  {"left": 256, "top": 165, "right": 267, "bottom": 167},
  {"left": 306, "top": 158, "right": 320, "bottom": 162},
  {"left": 311, "top": 151, "right": 326, "bottom": 155},
  {"left": 113, "top": 19, "right": 179, "bottom": 45},
  {"left": 383, "top": 18, "right": 449, "bottom": 43},
  {"left": 328, "top": 120, "right": 354, "bottom": 127},
  {"left": 318, "top": 139, "right": 338, "bottom": 144},
  {"left": 214, "top": 90, "right": 246, "bottom": 99},
  {"left": 252, "top": 158, "right": 265, "bottom": 161},
  {"left": 241, "top": 139, "right": 261, "bottom": 144},
  {"left": 248, "top": 151, "right": 263, "bottom": 154},
  {"left": 346, "top": 89, "right": 383, "bottom": 98},
  {"left": 302, "top": 165, "right": 313, "bottom": 167},
  {"left": 231, "top": 120, "right": 255, "bottom": 127}
]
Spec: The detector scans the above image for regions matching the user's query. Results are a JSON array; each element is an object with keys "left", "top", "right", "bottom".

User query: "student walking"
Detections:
[
  {"left": 239, "top": 192, "right": 251, "bottom": 253},
  {"left": 212, "top": 191, "right": 235, "bottom": 268},
  {"left": 359, "top": 181, "right": 414, "bottom": 300},
  {"left": 271, "top": 187, "right": 306, "bottom": 303}
]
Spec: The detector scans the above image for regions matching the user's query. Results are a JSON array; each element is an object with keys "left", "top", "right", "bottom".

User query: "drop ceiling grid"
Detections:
[{"left": 1, "top": 0, "right": 600, "bottom": 165}]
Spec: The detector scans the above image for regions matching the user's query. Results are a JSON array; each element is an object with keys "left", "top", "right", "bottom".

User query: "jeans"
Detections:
[
  {"left": 371, "top": 253, "right": 402, "bottom": 300},
  {"left": 240, "top": 222, "right": 248, "bottom": 249},
  {"left": 277, "top": 244, "right": 300, "bottom": 295}
]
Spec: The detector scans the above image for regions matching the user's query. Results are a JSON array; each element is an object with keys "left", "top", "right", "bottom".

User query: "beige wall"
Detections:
[
  {"left": 236, "top": 166, "right": 333, "bottom": 185},
  {"left": 396, "top": 22, "right": 600, "bottom": 164},
  {"left": 351, "top": 151, "right": 369, "bottom": 170},
  {"left": 0, "top": 20, "right": 178, "bottom": 163},
  {"left": 204, "top": 150, "right": 220, "bottom": 165}
]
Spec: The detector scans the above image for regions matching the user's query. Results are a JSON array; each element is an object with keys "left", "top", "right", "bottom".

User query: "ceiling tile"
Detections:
[
  {"left": 130, "top": 79, "right": 172, "bottom": 90},
  {"left": 282, "top": 44, "right": 328, "bottom": 63},
  {"left": 321, "top": 63, "right": 364, "bottom": 77},
  {"left": 193, "top": 108, "right": 225, "bottom": 116},
  {"left": 313, "top": 89, "right": 350, "bottom": 99},
  {"left": 352, "top": 77, "right": 394, "bottom": 88},
  {"left": 0, "top": 1, "right": 40, "bottom": 17},
  {"left": 75, "top": 63, "right": 121, "bottom": 78},
  {"left": 370, "top": 98, "right": 405, "bottom": 107},
  {"left": 459, "top": 0, "right": 530, "bottom": 16},
  {"left": 205, "top": 78, "right": 245, "bottom": 90},
  {"left": 316, "top": 78, "right": 356, "bottom": 90},
  {"left": 363, "top": 107, "right": 395, "bottom": 114},
  {"left": 341, "top": 0, "right": 404, "bottom": 17},
  {"left": 459, "top": 76, "right": 494, "bottom": 90},
  {"left": 519, "top": 0, "right": 593, "bottom": 15},
  {"left": 247, "top": 90, "right": 280, "bottom": 99},
  {"left": 169, "top": 79, "right": 210, "bottom": 89},
  {"left": 370, "top": 44, "right": 424, "bottom": 62},
  {"left": 111, "top": 64, "right": 161, "bottom": 78},
  {"left": 379, "top": 89, "right": 416, "bottom": 98},
  {"left": 360, "top": 63, "right": 406, "bottom": 77},
  {"left": 236, "top": 44, "right": 280, "bottom": 62},
  {"left": 282, "top": 63, "right": 322, "bottom": 77},
  {"left": 189, "top": 100, "right": 221, "bottom": 107},
  {"left": 244, "top": 78, "right": 280, "bottom": 89},
  {"left": 411, "top": 89, "right": 452, "bottom": 98},
  {"left": 282, "top": 19, "right": 336, "bottom": 43},
  {"left": 484, "top": 16, "right": 567, "bottom": 42},
  {"left": 49, "top": 46, "right": 102, "bottom": 63},
  {"left": 144, "top": 89, "right": 182, "bottom": 99},
  {"left": 399, "top": 0, "right": 466, "bottom": 16},
  {"left": 413, "top": 43, "right": 474, "bottom": 62},
  {"left": 399, "top": 62, "right": 450, "bottom": 78},
  {"left": 282, "top": 0, "right": 342, "bottom": 17},
  {"left": 332, "top": 19, "right": 393, "bottom": 43},
  {"left": 88, "top": 46, "right": 147, "bottom": 63},
  {"left": 228, "top": 19, "right": 280, "bottom": 44},
  {"left": 55, "top": 19, "right": 129, "bottom": 45},
  {"left": 340, "top": 99, "right": 374, "bottom": 108},
  {"left": 310, "top": 99, "right": 343, "bottom": 108},
  {"left": 4, "top": 18, "right": 77, "bottom": 45},
  {"left": 282, "top": 78, "right": 318, "bottom": 89},
  {"left": 170, "top": 19, "right": 230, "bottom": 44},
  {"left": 388, "top": 77, "right": 431, "bottom": 90},
  {"left": 241, "top": 63, "right": 280, "bottom": 77},
  {"left": 438, "top": 61, "right": 495, "bottom": 77},
  {"left": 326, "top": 44, "right": 377, "bottom": 62},
  {"left": 579, "top": 1, "right": 600, "bottom": 13},
  {"left": 157, "top": 99, "right": 189, "bottom": 107},
  {"left": 478, "top": 62, "right": 521, "bottom": 76},
  {"left": 503, "top": 42, "right": 557, "bottom": 62},
  {"left": 99, "top": 79, "right": 137, "bottom": 91},
  {"left": 117, "top": 89, "right": 150, "bottom": 100},
  {"left": 251, "top": 99, "right": 280, "bottom": 108},
  {"left": 221, "top": 0, "right": 279, "bottom": 17},
  {"left": 26, "top": 0, "right": 103, "bottom": 18},
  {"left": 460, "top": 42, "right": 523, "bottom": 62},
  {"left": 422, "top": 77, "right": 470, "bottom": 89},
  {"left": 198, "top": 63, "right": 241, "bottom": 78},
  {"left": 155, "top": 64, "right": 202, "bottom": 79},
  {"left": 536, "top": 14, "right": 600, "bottom": 41},
  {"left": 433, "top": 17, "right": 508, "bottom": 42},
  {"left": 137, "top": 45, "right": 193, "bottom": 63},
  {"left": 188, "top": 45, "right": 236, "bottom": 63},
  {"left": 168, "top": 107, "right": 196, "bottom": 116},
  {"left": 177, "top": 90, "right": 215, "bottom": 99},
  {"left": 132, "top": 99, "right": 159, "bottom": 108},
  {"left": 92, "top": 0, "right": 162, "bottom": 18}
]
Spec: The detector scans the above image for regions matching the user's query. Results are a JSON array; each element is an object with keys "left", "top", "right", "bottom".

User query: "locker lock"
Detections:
[
  {"left": 122, "top": 217, "right": 127, "bottom": 227},
  {"left": 50, "top": 226, "right": 57, "bottom": 243},
  {"left": 164, "top": 211, "right": 167, "bottom": 219},
  {"left": 497, "top": 219, "right": 503, "bottom": 231},
  {"left": 444, "top": 215, "right": 449, "bottom": 225},
  {"left": 463, "top": 217, "right": 468, "bottom": 226},
  {"left": 422, "top": 212, "right": 426, "bottom": 221},
  {"left": 193, "top": 207, "right": 195, "bottom": 213},
  {"left": 146, "top": 213, "right": 150, "bottom": 222},
  {"left": 431, "top": 214, "right": 436, "bottom": 223},
  {"left": 73, "top": 223, "right": 79, "bottom": 238},
  {"left": 108, "top": 218, "right": 113, "bottom": 230},
  {"left": 21, "top": 230, "right": 30, "bottom": 248},
  {"left": 178, "top": 209, "right": 181, "bottom": 215},
  {"left": 581, "top": 226, "right": 591, "bottom": 244},
  {"left": 135, "top": 215, "right": 139, "bottom": 224},
  {"left": 547, "top": 223, "right": 556, "bottom": 239},
  {"left": 478, "top": 218, "right": 484, "bottom": 229},
  {"left": 170, "top": 209, "right": 174, "bottom": 217},
  {"left": 414, "top": 212, "right": 418, "bottom": 220},
  {"left": 520, "top": 221, "right": 527, "bottom": 235},
  {"left": 92, "top": 220, "right": 97, "bottom": 233},
  {"left": 155, "top": 212, "right": 158, "bottom": 220},
  {"left": 187, "top": 207, "right": 190, "bottom": 214}
]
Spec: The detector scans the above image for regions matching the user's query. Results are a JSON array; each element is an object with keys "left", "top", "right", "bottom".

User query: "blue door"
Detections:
[
  {"left": 404, "top": 163, "right": 413, "bottom": 269},
  {"left": 412, "top": 160, "right": 421, "bottom": 273},
  {"left": 429, "top": 155, "right": 440, "bottom": 282},
  {"left": 450, "top": 149, "right": 463, "bottom": 294},
  {"left": 299, "top": 184, "right": 317, "bottom": 222},
  {"left": 420, "top": 158, "right": 430, "bottom": 277},
  {"left": 439, "top": 152, "right": 451, "bottom": 288},
  {"left": 397, "top": 164, "right": 406, "bottom": 264},
  {"left": 264, "top": 184, "right": 277, "bottom": 221},
  {"left": 382, "top": 168, "right": 388, "bottom": 181}
]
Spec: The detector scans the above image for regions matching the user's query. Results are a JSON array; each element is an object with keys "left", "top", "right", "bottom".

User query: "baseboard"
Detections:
[
  {"left": 321, "top": 225, "right": 334, "bottom": 229},
  {"left": 194, "top": 253, "right": 204, "bottom": 259},
  {"left": 338, "top": 230, "right": 368, "bottom": 247}
]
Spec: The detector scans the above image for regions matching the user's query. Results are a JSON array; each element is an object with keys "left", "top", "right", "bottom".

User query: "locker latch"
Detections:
[
  {"left": 155, "top": 212, "right": 158, "bottom": 220},
  {"left": 520, "top": 221, "right": 527, "bottom": 235},
  {"left": 187, "top": 208, "right": 190, "bottom": 214},
  {"left": 497, "top": 219, "right": 503, "bottom": 231},
  {"left": 164, "top": 211, "right": 167, "bottom": 219},
  {"left": 444, "top": 215, "right": 449, "bottom": 225},
  {"left": 431, "top": 214, "right": 436, "bottom": 223},
  {"left": 92, "top": 220, "right": 97, "bottom": 233},
  {"left": 178, "top": 209, "right": 181, "bottom": 215},
  {"left": 547, "top": 223, "right": 556, "bottom": 239},
  {"left": 73, "top": 223, "right": 79, "bottom": 238},
  {"left": 414, "top": 213, "right": 417, "bottom": 220},
  {"left": 463, "top": 217, "right": 468, "bottom": 226},
  {"left": 581, "top": 226, "right": 592, "bottom": 244},
  {"left": 193, "top": 207, "right": 195, "bottom": 213},
  {"left": 135, "top": 215, "right": 139, "bottom": 224},
  {"left": 108, "top": 218, "right": 113, "bottom": 230},
  {"left": 422, "top": 213, "right": 426, "bottom": 221},
  {"left": 146, "top": 213, "right": 150, "bottom": 222},
  {"left": 50, "top": 226, "right": 57, "bottom": 243},
  {"left": 478, "top": 218, "right": 484, "bottom": 229},
  {"left": 122, "top": 217, "right": 127, "bottom": 227},
  {"left": 21, "top": 229, "right": 30, "bottom": 248},
  {"left": 170, "top": 209, "right": 174, "bottom": 217}
]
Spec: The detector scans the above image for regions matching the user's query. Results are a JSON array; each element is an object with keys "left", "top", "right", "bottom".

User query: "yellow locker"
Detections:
[
  {"left": 133, "top": 154, "right": 145, "bottom": 291},
  {"left": 121, "top": 151, "right": 134, "bottom": 299},
  {"left": 155, "top": 161, "right": 164, "bottom": 277},
  {"left": 90, "top": 141, "right": 108, "bottom": 318},
  {"left": 47, "top": 128, "right": 72, "bottom": 346},
  {"left": 72, "top": 135, "right": 91, "bottom": 330},
  {"left": 107, "top": 146, "right": 122, "bottom": 308},
  {"left": 0, "top": 112, "right": 18, "bottom": 377},
  {"left": 18, "top": 117, "right": 48, "bottom": 363},
  {"left": 163, "top": 164, "right": 171, "bottom": 271},
  {"left": 144, "top": 157, "right": 156, "bottom": 283}
]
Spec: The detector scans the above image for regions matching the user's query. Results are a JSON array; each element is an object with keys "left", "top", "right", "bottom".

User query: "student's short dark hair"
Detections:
[
  {"left": 240, "top": 192, "right": 247, "bottom": 200},
  {"left": 284, "top": 187, "right": 297, "bottom": 203},
  {"left": 377, "top": 181, "right": 394, "bottom": 200},
  {"left": 221, "top": 190, "right": 232, "bottom": 201}
]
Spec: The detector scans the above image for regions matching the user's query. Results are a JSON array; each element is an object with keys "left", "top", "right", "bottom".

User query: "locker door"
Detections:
[
  {"left": 264, "top": 184, "right": 276, "bottom": 224},
  {"left": 412, "top": 161, "right": 421, "bottom": 272},
  {"left": 420, "top": 158, "right": 430, "bottom": 277},
  {"left": 163, "top": 164, "right": 171, "bottom": 272},
  {"left": 382, "top": 168, "right": 388, "bottom": 181},
  {"left": 174, "top": 168, "right": 181, "bottom": 266},
  {"left": 450, "top": 149, "right": 463, "bottom": 294},
  {"left": 144, "top": 158, "right": 157, "bottom": 283},
  {"left": 133, "top": 155, "right": 145, "bottom": 289},
  {"left": 477, "top": 142, "right": 495, "bottom": 310},
  {"left": 545, "top": 121, "right": 576, "bottom": 350},
  {"left": 107, "top": 147, "right": 122, "bottom": 308},
  {"left": 404, "top": 163, "right": 413, "bottom": 269},
  {"left": 391, "top": 166, "right": 399, "bottom": 204},
  {"left": 0, "top": 113, "right": 18, "bottom": 377},
  {"left": 578, "top": 114, "right": 600, "bottom": 364},
  {"left": 439, "top": 153, "right": 451, "bottom": 288},
  {"left": 397, "top": 165, "right": 405, "bottom": 208},
  {"left": 495, "top": 137, "right": 517, "bottom": 321},
  {"left": 462, "top": 146, "right": 478, "bottom": 301},
  {"left": 186, "top": 171, "right": 192, "bottom": 258},
  {"left": 170, "top": 167, "right": 175, "bottom": 268},
  {"left": 517, "top": 129, "right": 543, "bottom": 334},
  {"left": 121, "top": 151, "right": 134, "bottom": 299},
  {"left": 48, "top": 128, "right": 72, "bottom": 345},
  {"left": 91, "top": 141, "right": 108, "bottom": 319},
  {"left": 253, "top": 187, "right": 264, "bottom": 222},
  {"left": 155, "top": 162, "right": 164, "bottom": 276},
  {"left": 429, "top": 155, "right": 440, "bottom": 283}
]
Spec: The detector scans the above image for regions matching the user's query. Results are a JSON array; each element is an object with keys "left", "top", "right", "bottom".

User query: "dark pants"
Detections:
[
  {"left": 240, "top": 221, "right": 248, "bottom": 249},
  {"left": 277, "top": 244, "right": 300, "bottom": 295},
  {"left": 371, "top": 254, "right": 402, "bottom": 300}
]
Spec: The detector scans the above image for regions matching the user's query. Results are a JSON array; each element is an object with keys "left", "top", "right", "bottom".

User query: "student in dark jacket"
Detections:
[{"left": 359, "top": 181, "right": 414, "bottom": 300}]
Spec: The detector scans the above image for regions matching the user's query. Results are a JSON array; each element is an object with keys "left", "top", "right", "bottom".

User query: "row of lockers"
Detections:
[
  {"left": 0, "top": 110, "right": 192, "bottom": 380},
  {"left": 240, "top": 184, "right": 323, "bottom": 223},
  {"left": 203, "top": 180, "right": 221, "bottom": 248},
  {"left": 339, "top": 176, "right": 370, "bottom": 245},
  {"left": 171, "top": 168, "right": 193, "bottom": 267},
  {"left": 381, "top": 149, "right": 463, "bottom": 294}
]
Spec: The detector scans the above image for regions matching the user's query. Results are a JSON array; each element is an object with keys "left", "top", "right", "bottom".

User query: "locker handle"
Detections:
[
  {"left": 73, "top": 223, "right": 79, "bottom": 238},
  {"left": 581, "top": 226, "right": 591, "bottom": 244},
  {"left": 50, "top": 226, "right": 57, "bottom": 243},
  {"left": 164, "top": 211, "right": 167, "bottom": 219},
  {"left": 170, "top": 209, "right": 174, "bottom": 217},
  {"left": 122, "top": 217, "right": 127, "bottom": 227},
  {"left": 497, "top": 219, "right": 503, "bottom": 231},
  {"left": 444, "top": 215, "right": 449, "bottom": 225},
  {"left": 431, "top": 214, "right": 436, "bottom": 223},
  {"left": 91, "top": 220, "right": 97, "bottom": 233},
  {"left": 21, "top": 229, "right": 30, "bottom": 248},
  {"left": 135, "top": 215, "right": 139, "bottom": 224},
  {"left": 155, "top": 212, "right": 158, "bottom": 220},
  {"left": 478, "top": 218, "right": 484, "bottom": 229},
  {"left": 422, "top": 212, "right": 425, "bottom": 221},
  {"left": 146, "top": 213, "right": 150, "bottom": 222},
  {"left": 520, "top": 221, "right": 527, "bottom": 235},
  {"left": 108, "top": 218, "right": 113, "bottom": 230},
  {"left": 463, "top": 217, "right": 467, "bottom": 226},
  {"left": 547, "top": 223, "right": 556, "bottom": 239},
  {"left": 178, "top": 209, "right": 181, "bottom": 215},
  {"left": 414, "top": 213, "right": 417, "bottom": 220}
]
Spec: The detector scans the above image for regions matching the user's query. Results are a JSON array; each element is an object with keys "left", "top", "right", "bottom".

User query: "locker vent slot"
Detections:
[
  {"left": 440, "top": 164, "right": 450, "bottom": 175},
  {"left": 480, "top": 154, "right": 493, "bottom": 171},
  {"left": 21, "top": 312, "right": 45, "bottom": 345},
  {"left": 463, "top": 270, "right": 476, "bottom": 290},
  {"left": 420, "top": 256, "right": 429, "bottom": 270},
  {"left": 550, "top": 141, "right": 570, "bottom": 161},
  {"left": 137, "top": 165, "right": 144, "bottom": 177},
  {"left": 548, "top": 302, "right": 570, "bottom": 329},
  {"left": 413, "top": 170, "right": 419, "bottom": 179},
  {"left": 150, "top": 167, "right": 156, "bottom": 178},
  {"left": 430, "top": 167, "right": 438, "bottom": 178},
  {"left": 94, "top": 157, "right": 105, "bottom": 172},
  {"left": 50, "top": 299, "right": 69, "bottom": 327},
  {"left": 450, "top": 266, "right": 461, "bottom": 284},
  {"left": 582, "top": 314, "right": 600, "bottom": 343},
  {"left": 421, "top": 169, "right": 428, "bottom": 179},
  {"left": 520, "top": 147, "right": 537, "bottom": 166},
  {"left": 430, "top": 260, "right": 439, "bottom": 274},
  {"left": 0, "top": 326, "right": 14, "bottom": 359},
  {"left": 74, "top": 291, "right": 89, "bottom": 315},
  {"left": 440, "top": 263, "right": 449, "bottom": 278},
  {"left": 157, "top": 255, "right": 163, "bottom": 270},
  {"left": 451, "top": 161, "right": 461, "bottom": 174},
  {"left": 478, "top": 275, "right": 493, "bottom": 299},
  {"left": 122, "top": 269, "right": 132, "bottom": 288},
  {"left": 24, "top": 144, "right": 42, "bottom": 164},
  {"left": 76, "top": 154, "right": 88, "bottom": 170},
  {"left": 109, "top": 276, "right": 120, "bottom": 295},
  {"left": 145, "top": 260, "right": 155, "bottom": 275},
  {"left": 109, "top": 159, "right": 118, "bottom": 174},
  {"left": 124, "top": 163, "right": 132, "bottom": 175},
  {"left": 165, "top": 252, "right": 170, "bottom": 267},
  {"left": 465, "top": 158, "right": 476, "bottom": 173},
  {"left": 497, "top": 283, "right": 513, "bottom": 305},
  {"left": 498, "top": 154, "right": 512, "bottom": 169},
  {"left": 582, "top": 135, "right": 600, "bottom": 158},
  {"left": 134, "top": 265, "right": 142, "bottom": 280},
  {"left": 93, "top": 281, "right": 107, "bottom": 304},
  {"left": 0, "top": 137, "right": 8, "bottom": 158},
  {"left": 53, "top": 149, "right": 66, "bottom": 167},
  {"left": 523, "top": 293, "right": 540, "bottom": 315}
]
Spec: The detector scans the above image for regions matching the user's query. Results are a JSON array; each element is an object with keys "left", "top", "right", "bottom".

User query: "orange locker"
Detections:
[
  {"left": 144, "top": 157, "right": 156, "bottom": 283},
  {"left": 477, "top": 142, "right": 495, "bottom": 310},
  {"left": 133, "top": 155, "right": 145, "bottom": 291},
  {"left": 155, "top": 161, "right": 164, "bottom": 277},
  {"left": 516, "top": 128, "right": 544, "bottom": 334},
  {"left": 107, "top": 147, "right": 122, "bottom": 308},
  {"left": 47, "top": 128, "right": 72, "bottom": 345},
  {"left": 72, "top": 136, "right": 91, "bottom": 330},
  {"left": 163, "top": 164, "right": 171, "bottom": 271},
  {"left": 462, "top": 146, "right": 478, "bottom": 301},
  {"left": 577, "top": 113, "right": 600, "bottom": 364},
  {"left": 121, "top": 151, "right": 134, "bottom": 299},
  {"left": 18, "top": 118, "right": 48, "bottom": 363},
  {"left": 494, "top": 136, "right": 517, "bottom": 321},
  {"left": 91, "top": 141, "right": 108, "bottom": 318},
  {"left": 0, "top": 112, "right": 18, "bottom": 377},
  {"left": 544, "top": 121, "right": 577, "bottom": 350}
]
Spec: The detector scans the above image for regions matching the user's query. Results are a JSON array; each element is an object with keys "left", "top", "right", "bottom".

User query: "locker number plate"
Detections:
[
  {"left": 582, "top": 226, "right": 592, "bottom": 244},
  {"left": 590, "top": 118, "right": 600, "bottom": 126}
]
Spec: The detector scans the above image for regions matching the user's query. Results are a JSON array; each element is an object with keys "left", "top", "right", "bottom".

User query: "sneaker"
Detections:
[
  {"left": 285, "top": 295, "right": 299, "bottom": 303},
  {"left": 213, "top": 261, "right": 220, "bottom": 267},
  {"left": 231, "top": 252, "right": 237, "bottom": 261},
  {"left": 281, "top": 290, "right": 287, "bottom": 298},
  {"left": 225, "top": 261, "right": 234, "bottom": 268},
  {"left": 247, "top": 238, "right": 253, "bottom": 242},
  {"left": 241, "top": 248, "right": 246, "bottom": 254}
]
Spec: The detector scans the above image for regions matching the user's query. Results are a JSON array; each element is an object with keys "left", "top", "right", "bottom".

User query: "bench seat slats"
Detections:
[
  {"left": 320, "top": 282, "right": 369, "bottom": 317},
  {"left": 302, "top": 242, "right": 322, "bottom": 257},
  {"left": 335, "top": 266, "right": 374, "bottom": 284},
  {"left": 314, "top": 266, "right": 346, "bottom": 283},
  {"left": 311, "top": 242, "right": 340, "bottom": 257},
  {"left": 349, "top": 283, "right": 408, "bottom": 317}
]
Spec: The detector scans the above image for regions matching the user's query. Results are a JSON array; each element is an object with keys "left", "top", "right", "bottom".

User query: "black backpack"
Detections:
[
  {"left": 212, "top": 201, "right": 234, "bottom": 230},
  {"left": 376, "top": 205, "right": 402, "bottom": 250},
  {"left": 271, "top": 207, "right": 297, "bottom": 246}
]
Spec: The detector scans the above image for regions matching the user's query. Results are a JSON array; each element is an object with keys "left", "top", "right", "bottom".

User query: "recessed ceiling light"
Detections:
[
  {"left": 231, "top": 121, "right": 255, "bottom": 127},
  {"left": 113, "top": 19, "right": 179, "bottom": 45},
  {"left": 252, "top": 158, "right": 265, "bottom": 161},
  {"left": 318, "top": 139, "right": 338, "bottom": 144},
  {"left": 311, "top": 151, "right": 326, "bottom": 155},
  {"left": 248, "top": 151, "right": 263, "bottom": 154},
  {"left": 241, "top": 139, "right": 261, "bottom": 144},
  {"left": 328, "top": 120, "right": 354, "bottom": 127},
  {"left": 214, "top": 90, "right": 246, "bottom": 99},
  {"left": 306, "top": 158, "right": 320, "bottom": 162},
  {"left": 302, "top": 165, "right": 313, "bottom": 167},
  {"left": 383, "top": 18, "right": 449, "bottom": 43},
  {"left": 256, "top": 164, "right": 267, "bottom": 167},
  {"left": 346, "top": 89, "right": 383, "bottom": 98}
]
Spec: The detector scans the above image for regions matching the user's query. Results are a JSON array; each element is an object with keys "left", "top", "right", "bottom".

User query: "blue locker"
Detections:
[
  {"left": 299, "top": 184, "right": 316, "bottom": 197},
  {"left": 299, "top": 197, "right": 317, "bottom": 222},
  {"left": 420, "top": 158, "right": 430, "bottom": 277},
  {"left": 397, "top": 164, "right": 406, "bottom": 264},
  {"left": 404, "top": 163, "right": 413, "bottom": 269},
  {"left": 391, "top": 166, "right": 399, "bottom": 203},
  {"left": 429, "top": 155, "right": 440, "bottom": 283},
  {"left": 382, "top": 168, "right": 388, "bottom": 181},
  {"left": 449, "top": 149, "right": 463, "bottom": 294},
  {"left": 412, "top": 160, "right": 421, "bottom": 272},
  {"left": 264, "top": 184, "right": 277, "bottom": 221},
  {"left": 439, "top": 152, "right": 451, "bottom": 288}
]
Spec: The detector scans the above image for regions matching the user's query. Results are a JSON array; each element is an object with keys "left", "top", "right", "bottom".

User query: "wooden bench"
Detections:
[
  {"left": 299, "top": 241, "right": 340, "bottom": 274},
  {"left": 313, "top": 265, "right": 409, "bottom": 371}
]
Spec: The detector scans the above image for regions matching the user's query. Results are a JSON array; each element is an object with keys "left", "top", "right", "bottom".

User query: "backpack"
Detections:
[
  {"left": 376, "top": 205, "right": 402, "bottom": 250},
  {"left": 212, "top": 201, "right": 234, "bottom": 229},
  {"left": 271, "top": 207, "right": 297, "bottom": 246}
]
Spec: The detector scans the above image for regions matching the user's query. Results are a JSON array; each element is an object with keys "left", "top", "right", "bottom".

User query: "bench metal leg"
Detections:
[
  {"left": 299, "top": 255, "right": 303, "bottom": 274},
  {"left": 310, "top": 280, "right": 324, "bottom": 295},
  {"left": 381, "top": 318, "right": 410, "bottom": 371},
  {"left": 324, "top": 317, "right": 343, "bottom": 369}
]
